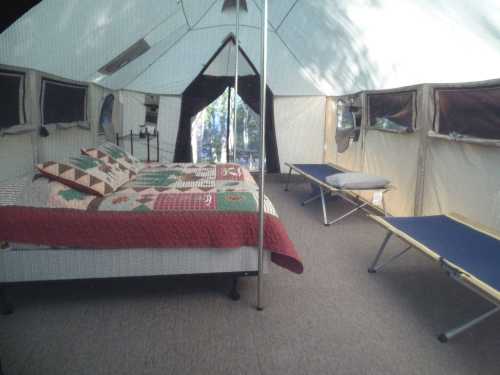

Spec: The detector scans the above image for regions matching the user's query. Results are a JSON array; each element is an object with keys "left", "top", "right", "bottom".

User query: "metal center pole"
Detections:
[
  {"left": 232, "top": 0, "right": 240, "bottom": 163},
  {"left": 257, "top": 0, "right": 268, "bottom": 311}
]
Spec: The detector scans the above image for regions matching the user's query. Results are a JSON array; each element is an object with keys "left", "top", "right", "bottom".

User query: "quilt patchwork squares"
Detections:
[
  {"left": 45, "top": 163, "right": 278, "bottom": 217},
  {"left": 153, "top": 192, "right": 216, "bottom": 211},
  {"left": 216, "top": 164, "right": 245, "bottom": 181},
  {"left": 216, "top": 192, "right": 257, "bottom": 212}
]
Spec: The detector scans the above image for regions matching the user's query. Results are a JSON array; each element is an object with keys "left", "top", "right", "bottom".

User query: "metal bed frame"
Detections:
[
  {"left": 0, "top": 270, "right": 257, "bottom": 316},
  {"left": 368, "top": 213, "right": 500, "bottom": 342},
  {"left": 284, "top": 162, "right": 391, "bottom": 225}
]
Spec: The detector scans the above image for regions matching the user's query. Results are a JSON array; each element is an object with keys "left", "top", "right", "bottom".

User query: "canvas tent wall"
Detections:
[
  {"left": 325, "top": 78, "right": 500, "bottom": 230},
  {"left": 0, "top": 64, "right": 116, "bottom": 182}
]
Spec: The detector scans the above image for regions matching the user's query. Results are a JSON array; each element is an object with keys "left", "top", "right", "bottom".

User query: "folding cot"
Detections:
[
  {"left": 368, "top": 213, "right": 500, "bottom": 342},
  {"left": 284, "top": 163, "right": 391, "bottom": 225}
]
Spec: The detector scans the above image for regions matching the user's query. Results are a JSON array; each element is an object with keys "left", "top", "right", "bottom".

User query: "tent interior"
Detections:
[{"left": 1, "top": 1, "right": 500, "bottom": 374}]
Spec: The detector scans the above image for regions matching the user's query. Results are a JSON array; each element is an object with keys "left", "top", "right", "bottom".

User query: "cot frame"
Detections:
[
  {"left": 368, "top": 213, "right": 500, "bottom": 342},
  {"left": 284, "top": 162, "right": 392, "bottom": 225}
]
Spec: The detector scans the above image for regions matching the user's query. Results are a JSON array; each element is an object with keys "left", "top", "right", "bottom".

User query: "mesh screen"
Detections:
[
  {"left": 0, "top": 70, "right": 23, "bottom": 129},
  {"left": 42, "top": 79, "right": 87, "bottom": 124},
  {"left": 369, "top": 91, "right": 416, "bottom": 132},
  {"left": 435, "top": 85, "right": 500, "bottom": 139}
]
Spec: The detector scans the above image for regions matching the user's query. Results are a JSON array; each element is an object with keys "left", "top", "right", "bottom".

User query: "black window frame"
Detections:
[
  {"left": 41, "top": 78, "right": 88, "bottom": 125},
  {"left": 433, "top": 84, "right": 500, "bottom": 140},
  {"left": 0, "top": 69, "right": 26, "bottom": 129},
  {"left": 368, "top": 90, "right": 417, "bottom": 134}
]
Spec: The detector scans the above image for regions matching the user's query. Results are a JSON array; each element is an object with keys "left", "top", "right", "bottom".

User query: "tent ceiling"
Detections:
[
  {"left": 1, "top": 0, "right": 500, "bottom": 96},
  {"left": 203, "top": 39, "right": 255, "bottom": 77}
]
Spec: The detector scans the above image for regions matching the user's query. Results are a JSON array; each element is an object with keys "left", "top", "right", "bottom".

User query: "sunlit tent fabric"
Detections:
[{"left": 1, "top": 0, "right": 500, "bottom": 96}]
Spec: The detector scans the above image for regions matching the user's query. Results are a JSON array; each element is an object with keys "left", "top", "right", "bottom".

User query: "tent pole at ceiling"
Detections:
[
  {"left": 257, "top": 0, "right": 267, "bottom": 311},
  {"left": 232, "top": 0, "right": 240, "bottom": 163}
]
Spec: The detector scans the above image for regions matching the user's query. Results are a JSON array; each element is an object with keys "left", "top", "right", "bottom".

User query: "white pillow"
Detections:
[{"left": 326, "top": 172, "right": 389, "bottom": 189}]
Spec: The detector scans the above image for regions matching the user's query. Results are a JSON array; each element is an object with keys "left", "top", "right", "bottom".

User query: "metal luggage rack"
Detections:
[{"left": 115, "top": 127, "right": 160, "bottom": 163}]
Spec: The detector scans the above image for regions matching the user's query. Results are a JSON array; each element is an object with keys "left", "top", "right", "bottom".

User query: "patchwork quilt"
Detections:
[{"left": 0, "top": 163, "right": 303, "bottom": 274}]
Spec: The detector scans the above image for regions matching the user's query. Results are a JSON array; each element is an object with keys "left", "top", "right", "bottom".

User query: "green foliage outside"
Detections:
[{"left": 192, "top": 87, "right": 261, "bottom": 170}]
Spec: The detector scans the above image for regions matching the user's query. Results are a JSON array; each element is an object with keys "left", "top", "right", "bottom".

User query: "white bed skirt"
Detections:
[{"left": 0, "top": 246, "right": 270, "bottom": 283}]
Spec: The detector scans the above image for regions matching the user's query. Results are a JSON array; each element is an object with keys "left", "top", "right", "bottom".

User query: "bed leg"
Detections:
[
  {"left": 0, "top": 288, "right": 13, "bottom": 315},
  {"left": 284, "top": 166, "right": 292, "bottom": 191},
  {"left": 228, "top": 277, "right": 240, "bottom": 301}
]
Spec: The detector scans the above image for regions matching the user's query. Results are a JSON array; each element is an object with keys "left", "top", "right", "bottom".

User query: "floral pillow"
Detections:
[
  {"left": 82, "top": 142, "right": 143, "bottom": 174},
  {"left": 37, "top": 155, "right": 130, "bottom": 196}
]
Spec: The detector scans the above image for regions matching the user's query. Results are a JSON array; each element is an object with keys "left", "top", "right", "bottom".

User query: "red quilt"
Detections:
[
  {"left": 0, "top": 163, "right": 303, "bottom": 274},
  {"left": 0, "top": 206, "right": 302, "bottom": 273}
]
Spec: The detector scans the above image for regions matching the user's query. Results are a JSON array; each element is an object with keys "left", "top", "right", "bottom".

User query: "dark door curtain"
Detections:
[{"left": 174, "top": 75, "right": 280, "bottom": 173}]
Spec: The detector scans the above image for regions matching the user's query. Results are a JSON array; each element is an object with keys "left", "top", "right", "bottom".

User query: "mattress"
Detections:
[{"left": 0, "top": 246, "right": 270, "bottom": 283}]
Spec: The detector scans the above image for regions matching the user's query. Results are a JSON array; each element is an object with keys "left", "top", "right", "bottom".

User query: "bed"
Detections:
[
  {"left": 284, "top": 162, "right": 391, "bottom": 225},
  {"left": 368, "top": 214, "right": 500, "bottom": 342},
  {"left": 0, "top": 162, "right": 302, "bottom": 312}
]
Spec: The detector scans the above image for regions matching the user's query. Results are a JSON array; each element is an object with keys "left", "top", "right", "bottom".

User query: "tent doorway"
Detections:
[
  {"left": 191, "top": 86, "right": 262, "bottom": 171},
  {"left": 174, "top": 35, "right": 280, "bottom": 173}
]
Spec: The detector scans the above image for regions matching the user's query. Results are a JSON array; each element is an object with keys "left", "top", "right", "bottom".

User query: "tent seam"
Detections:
[
  {"left": 121, "top": 29, "right": 191, "bottom": 90},
  {"left": 179, "top": 0, "right": 192, "bottom": 29},
  {"left": 193, "top": 24, "right": 270, "bottom": 32},
  {"left": 119, "top": 0, "right": 218, "bottom": 90},
  {"left": 273, "top": 31, "right": 326, "bottom": 95},
  {"left": 276, "top": 0, "right": 300, "bottom": 31},
  {"left": 191, "top": 0, "right": 220, "bottom": 29},
  {"left": 249, "top": 0, "right": 277, "bottom": 31}
]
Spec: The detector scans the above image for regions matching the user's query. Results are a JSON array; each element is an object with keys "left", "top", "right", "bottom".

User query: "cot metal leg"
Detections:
[
  {"left": 284, "top": 166, "right": 292, "bottom": 191},
  {"left": 438, "top": 306, "right": 500, "bottom": 343},
  {"left": 320, "top": 189, "right": 329, "bottom": 225},
  {"left": 0, "top": 288, "right": 13, "bottom": 315},
  {"left": 326, "top": 201, "right": 369, "bottom": 226},
  {"left": 370, "top": 245, "right": 412, "bottom": 273},
  {"left": 302, "top": 193, "right": 322, "bottom": 206},
  {"left": 368, "top": 232, "right": 393, "bottom": 273}
]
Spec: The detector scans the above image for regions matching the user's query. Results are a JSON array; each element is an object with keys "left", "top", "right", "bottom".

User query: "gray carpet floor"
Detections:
[{"left": 1, "top": 175, "right": 500, "bottom": 375}]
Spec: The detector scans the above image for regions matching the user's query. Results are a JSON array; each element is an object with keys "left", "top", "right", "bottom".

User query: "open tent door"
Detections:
[{"left": 174, "top": 35, "right": 280, "bottom": 173}]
